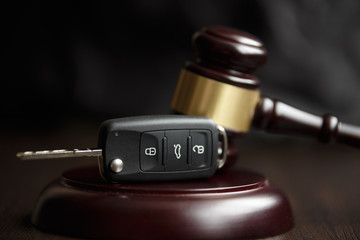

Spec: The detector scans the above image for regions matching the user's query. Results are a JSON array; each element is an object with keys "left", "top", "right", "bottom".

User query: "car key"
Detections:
[{"left": 17, "top": 115, "right": 227, "bottom": 182}]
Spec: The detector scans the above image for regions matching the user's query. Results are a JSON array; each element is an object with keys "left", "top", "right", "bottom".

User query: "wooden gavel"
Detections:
[{"left": 171, "top": 25, "right": 360, "bottom": 148}]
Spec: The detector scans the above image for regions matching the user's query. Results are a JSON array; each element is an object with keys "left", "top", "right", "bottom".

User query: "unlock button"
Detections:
[{"left": 190, "top": 130, "right": 211, "bottom": 169}]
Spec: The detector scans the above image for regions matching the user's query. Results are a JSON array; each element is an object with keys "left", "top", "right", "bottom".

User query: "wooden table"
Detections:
[{"left": 1, "top": 123, "right": 359, "bottom": 239}]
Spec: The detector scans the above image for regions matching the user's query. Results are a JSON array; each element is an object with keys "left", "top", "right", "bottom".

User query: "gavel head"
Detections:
[{"left": 171, "top": 25, "right": 268, "bottom": 134}]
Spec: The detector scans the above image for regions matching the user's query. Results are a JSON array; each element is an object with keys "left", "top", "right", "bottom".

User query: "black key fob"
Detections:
[{"left": 98, "top": 115, "right": 227, "bottom": 182}]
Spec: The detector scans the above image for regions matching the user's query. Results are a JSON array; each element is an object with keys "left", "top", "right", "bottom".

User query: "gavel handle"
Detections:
[{"left": 253, "top": 97, "right": 360, "bottom": 148}]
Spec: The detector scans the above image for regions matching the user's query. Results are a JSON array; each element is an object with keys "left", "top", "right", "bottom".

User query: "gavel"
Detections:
[{"left": 171, "top": 25, "right": 360, "bottom": 149}]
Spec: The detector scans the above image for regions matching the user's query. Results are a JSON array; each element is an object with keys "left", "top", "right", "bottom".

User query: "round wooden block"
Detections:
[{"left": 32, "top": 166, "right": 293, "bottom": 240}]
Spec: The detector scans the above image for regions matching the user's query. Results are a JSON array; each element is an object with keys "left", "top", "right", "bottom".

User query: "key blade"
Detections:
[{"left": 17, "top": 148, "right": 102, "bottom": 160}]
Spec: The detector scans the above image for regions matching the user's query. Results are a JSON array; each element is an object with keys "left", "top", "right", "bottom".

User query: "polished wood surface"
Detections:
[
  {"left": 1, "top": 125, "right": 359, "bottom": 239},
  {"left": 31, "top": 167, "right": 292, "bottom": 240},
  {"left": 254, "top": 97, "right": 360, "bottom": 148},
  {"left": 186, "top": 25, "right": 266, "bottom": 90}
]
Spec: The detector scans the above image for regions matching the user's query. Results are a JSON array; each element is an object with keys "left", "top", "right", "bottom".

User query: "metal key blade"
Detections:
[{"left": 17, "top": 148, "right": 102, "bottom": 160}]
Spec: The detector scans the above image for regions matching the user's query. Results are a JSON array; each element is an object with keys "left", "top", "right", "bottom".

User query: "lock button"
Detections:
[{"left": 140, "top": 131, "right": 165, "bottom": 172}]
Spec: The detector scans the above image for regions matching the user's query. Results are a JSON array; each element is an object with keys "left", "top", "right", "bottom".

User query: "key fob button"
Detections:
[
  {"left": 190, "top": 130, "right": 211, "bottom": 169},
  {"left": 165, "top": 130, "right": 189, "bottom": 171},
  {"left": 140, "top": 131, "right": 165, "bottom": 172}
]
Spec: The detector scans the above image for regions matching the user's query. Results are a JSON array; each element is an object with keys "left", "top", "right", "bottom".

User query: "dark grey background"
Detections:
[{"left": 3, "top": 0, "right": 360, "bottom": 132}]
